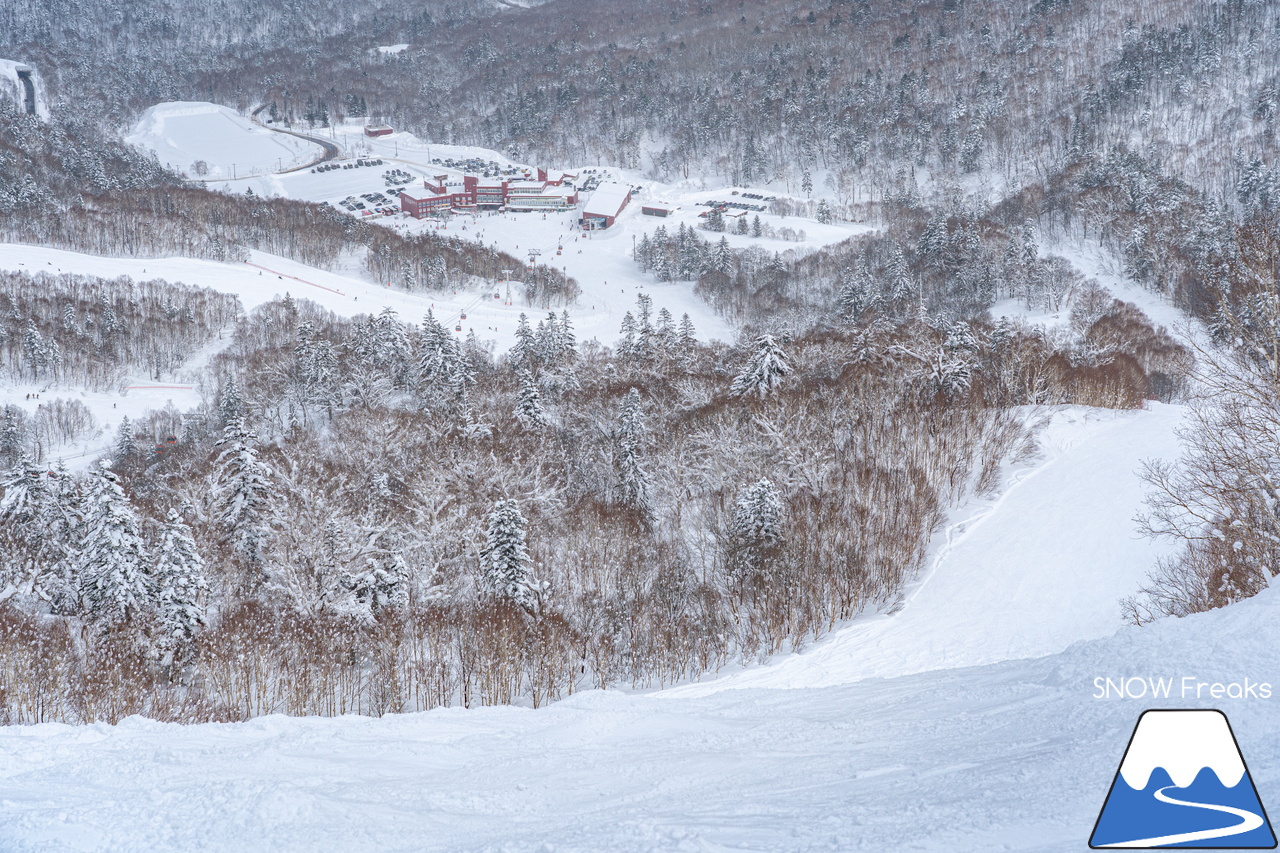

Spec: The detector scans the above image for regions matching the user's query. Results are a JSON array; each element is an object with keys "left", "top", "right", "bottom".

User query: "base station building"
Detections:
[
  {"left": 400, "top": 168, "right": 579, "bottom": 218},
  {"left": 580, "top": 183, "right": 634, "bottom": 229}
]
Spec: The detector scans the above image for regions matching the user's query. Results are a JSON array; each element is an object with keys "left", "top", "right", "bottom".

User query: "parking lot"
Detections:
[{"left": 699, "top": 194, "right": 771, "bottom": 213}]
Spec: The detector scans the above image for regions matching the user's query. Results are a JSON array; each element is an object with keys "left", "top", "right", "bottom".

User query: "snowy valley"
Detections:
[{"left": 3, "top": 0, "right": 1280, "bottom": 850}]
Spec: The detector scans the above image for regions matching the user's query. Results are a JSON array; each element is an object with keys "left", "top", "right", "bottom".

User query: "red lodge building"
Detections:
[
  {"left": 400, "top": 168, "right": 579, "bottom": 219},
  {"left": 580, "top": 183, "right": 633, "bottom": 229}
]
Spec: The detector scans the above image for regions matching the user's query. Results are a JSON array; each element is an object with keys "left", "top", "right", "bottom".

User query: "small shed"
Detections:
[{"left": 364, "top": 125, "right": 394, "bottom": 138}]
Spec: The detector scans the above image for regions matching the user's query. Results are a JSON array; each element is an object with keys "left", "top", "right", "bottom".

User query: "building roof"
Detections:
[
  {"left": 506, "top": 189, "right": 577, "bottom": 206},
  {"left": 401, "top": 186, "right": 446, "bottom": 202},
  {"left": 365, "top": 124, "right": 394, "bottom": 132},
  {"left": 583, "top": 184, "right": 632, "bottom": 218},
  {"left": 642, "top": 201, "right": 675, "bottom": 211}
]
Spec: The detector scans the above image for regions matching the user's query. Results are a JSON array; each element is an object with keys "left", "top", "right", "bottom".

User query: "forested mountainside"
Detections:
[
  {"left": 6, "top": 0, "right": 1279, "bottom": 200},
  {"left": 0, "top": 0, "right": 1276, "bottom": 723}
]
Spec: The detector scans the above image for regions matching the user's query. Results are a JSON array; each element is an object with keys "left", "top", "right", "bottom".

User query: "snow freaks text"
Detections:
[{"left": 1093, "top": 677, "right": 1273, "bottom": 701}]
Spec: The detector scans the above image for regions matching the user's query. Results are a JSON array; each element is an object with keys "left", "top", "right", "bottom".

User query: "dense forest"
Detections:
[
  {"left": 0, "top": 275, "right": 1186, "bottom": 721},
  {"left": 0, "top": 0, "right": 1277, "bottom": 722}
]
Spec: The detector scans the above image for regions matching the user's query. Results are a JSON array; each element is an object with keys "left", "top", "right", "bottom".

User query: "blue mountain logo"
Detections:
[{"left": 1091, "top": 709, "right": 1277, "bottom": 848}]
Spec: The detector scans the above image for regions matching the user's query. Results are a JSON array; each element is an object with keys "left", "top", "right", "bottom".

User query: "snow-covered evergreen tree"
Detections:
[
  {"left": 655, "top": 307, "right": 675, "bottom": 349},
  {"left": 887, "top": 245, "right": 914, "bottom": 309},
  {"left": 76, "top": 462, "right": 153, "bottom": 625},
  {"left": 654, "top": 251, "right": 674, "bottom": 282},
  {"left": 0, "top": 456, "right": 78, "bottom": 605},
  {"left": 727, "top": 477, "right": 785, "bottom": 588},
  {"left": 559, "top": 310, "right": 577, "bottom": 361},
  {"left": 510, "top": 313, "right": 537, "bottom": 373},
  {"left": 928, "top": 349, "right": 974, "bottom": 397},
  {"left": 615, "top": 388, "right": 652, "bottom": 516},
  {"left": 22, "top": 320, "right": 47, "bottom": 380},
  {"left": 373, "top": 306, "right": 413, "bottom": 388},
  {"left": 713, "top": 236, "right": 733, "bottom": 274},
  {"left": 618, "top": 311, "right": 637, "bottom": 359},
  {"left": 731, "top": 478, "right": 784, "bottom": 549},
  {"left": 419, "top": 309, "right": 462, "bottom": 402},
  {"left": 0, "top": 405, "right": 24, "bottom": 465},
  {"left": 534, "top": 311, "right": 562, "bottom": 366},
  {"left": 836, "top": 263, "right": 879, "bottom": 321},
  {"left": 112, "top": 417, "right": 136, "bottom": 463},
  {"left": 678, "top": 313, "right": 697, "bottom": 349},
  {"left": 514, "top": 368, "right": 548, "bottom": 429},
  {"left": 0, "top": 455, "right": 54, "bottom": 526},
  {"left": 635, "top": 233, "right": 653, "bottom": 270},
  {"left": 343, "top": 542, "right": 409, "bottom": 619},
  {"left": 730, "top": 334, "right": 791, "bottom": 398},
  {"left": 211, "top": 418, "right": 275, "bottom": 582},
  {"left": 152, "top": 506, "right": 209, "bottom": 652},
  {"left": 217, "top": 377, "right": 246, "bottom": 429},
  {"left": 479, "top": 499, "right": 539, "bottom": 613}
]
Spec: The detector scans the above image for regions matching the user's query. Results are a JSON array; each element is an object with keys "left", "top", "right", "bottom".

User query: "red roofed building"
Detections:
[
  {"left": 581, "top": 183, "right": 633, "bottom": 229},
  {"left": 400, "top": 173, "right": 578, "bottom": 218}
]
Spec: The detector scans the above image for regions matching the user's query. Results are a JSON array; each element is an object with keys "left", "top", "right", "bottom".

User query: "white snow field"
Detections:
[
  {"left": 126, "top": 102, "right": 323, "bottom": 180},
  {"left": 4, "top": 398, "right": 1267, "bottom": 853}
]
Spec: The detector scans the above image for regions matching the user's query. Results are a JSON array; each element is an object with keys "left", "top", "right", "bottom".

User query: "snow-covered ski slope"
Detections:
[
  {"left": 3, "top": 397, "right": 1258, "bottom": 853},
  {"left": 0, "top": 241, "right": 732, "bottom": 466},
  {"left": 0, "top": 242, "right": 731, "bottom": 353},
  {"left": 0, "top": 239, "right": 732, "bottom": 376},
  {"left": 4, "top": 565, "right": 1278, "bottom": 852},
  {"left": 667, "top": 402, "right": 1186, "bottom": 696}
]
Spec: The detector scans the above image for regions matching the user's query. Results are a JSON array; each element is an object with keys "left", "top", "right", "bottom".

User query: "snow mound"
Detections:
[{"left": 126, "top": 101, "right": 323, "bottom": 179}]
